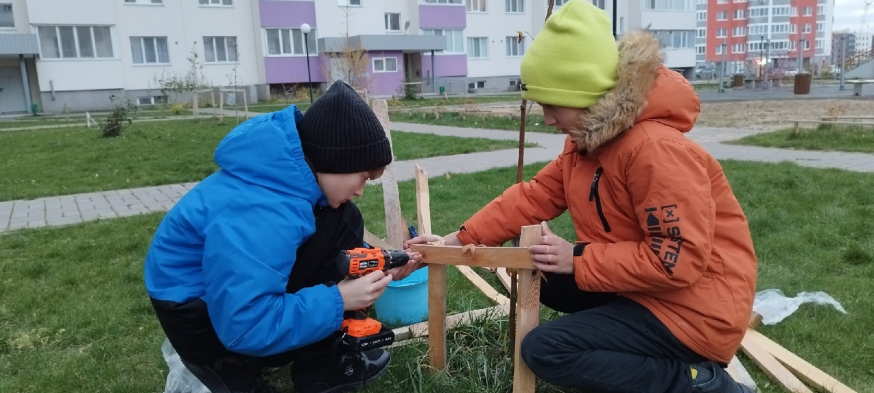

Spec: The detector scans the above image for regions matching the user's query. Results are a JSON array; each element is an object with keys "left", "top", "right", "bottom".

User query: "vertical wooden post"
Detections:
[
  {"left": 371, "top": 99, "right": 406, "bottom": 249},
  {"left": 418, "top": 165, "right": 447, "bottom": 371},
  {"left": 513, "top": 225, "right": 542, "bottom": 393}
]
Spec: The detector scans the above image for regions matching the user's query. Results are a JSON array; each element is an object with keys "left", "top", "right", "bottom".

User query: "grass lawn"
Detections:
[
  {"left": 247, "top": 103, "right": 311, "bottom": 113},
  {"left": 728, "top": 125, "right": 874, "bottom": 154},
  {"left": 2, "top": 160, "right": 873, "bottom": 392},
  {"left": 0, "top": 121, "right": 532, "bottom": 202},
  {"left": 390, "top": 111, "right": 558, "bottom": 134},
  {"left": 393, "top": 94, "right": 522, "bottom": 108}
]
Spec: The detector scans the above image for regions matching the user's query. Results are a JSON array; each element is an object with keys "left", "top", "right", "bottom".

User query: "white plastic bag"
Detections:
[
  {"left": 162, "top": 338, "right": 211, "bottom": 393},
  {"left": 752, "top": 289, "right": 847, "bottom": 325}
]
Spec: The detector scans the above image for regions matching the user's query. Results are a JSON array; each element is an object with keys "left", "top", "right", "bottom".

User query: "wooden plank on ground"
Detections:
[
  {"left": 740, "top": 331, "right": 813, "bottom": 393},
  {"left": 745, "top": 329, "right": 856, "bottom": 393},
  {"left": 409, "top": 244, "right": 534, "bottom": 269},
  {"left": 513, "top": 225, "right": 541, "bottom": 393},
  {"left": 372, "top": 99, "right": 406, "bottom": 249},
  {"left": 726, "top": 355, "right": 758, "bottom": 391},
  {"left": 788, "top": 119, "right": 874, "bottom": 127},
  {"left": 456, "top": 266, "right": 510, "bottom": 306},
  {"left": 416, "top": 164, "right": 446, "bottom": 371}
]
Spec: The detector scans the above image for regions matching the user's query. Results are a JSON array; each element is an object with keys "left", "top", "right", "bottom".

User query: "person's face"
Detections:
[
  {"left": 317, "top": 168, "right": 385, "bottom": 208},
  {"left": 540, "top": 103, "right": 587, "bottom": 135}
]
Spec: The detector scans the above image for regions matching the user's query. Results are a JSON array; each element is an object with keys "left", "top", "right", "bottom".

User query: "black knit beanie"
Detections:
[{"left": 297, "top": 80, "right": 393, "bottom": 174}]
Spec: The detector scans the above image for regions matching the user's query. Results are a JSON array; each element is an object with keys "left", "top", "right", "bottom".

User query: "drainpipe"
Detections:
[
  {"left": 431, "top": 50, "right": 436, "bottom": 93},
  {"left": 19, "top": 54, "right": 33, "bottom": 112}
]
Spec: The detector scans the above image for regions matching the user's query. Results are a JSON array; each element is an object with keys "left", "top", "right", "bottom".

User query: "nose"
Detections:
[
  {"left": 353, "top": 183, "right": 365, "bottom": 197},
  {"left": 543, "top": 110, "right": 557, "bottom": 127}
]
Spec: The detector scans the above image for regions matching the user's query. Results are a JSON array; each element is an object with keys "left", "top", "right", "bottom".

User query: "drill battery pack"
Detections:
[{"left": 339, "top": 325, "right": 395, "bottom": 351}]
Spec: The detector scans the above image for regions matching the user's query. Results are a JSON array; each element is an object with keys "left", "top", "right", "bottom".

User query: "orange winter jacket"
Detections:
[{"left": 456, "top": 31, "right": 757, "bottom": 363}]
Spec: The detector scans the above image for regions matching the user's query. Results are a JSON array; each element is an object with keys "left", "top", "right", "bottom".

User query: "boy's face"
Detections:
[
  {"left": 316, "top": 168, "right": 385, "bottom": 208},
  {"left": 540, "top": 104, "right": 587, "bottom": 134}
]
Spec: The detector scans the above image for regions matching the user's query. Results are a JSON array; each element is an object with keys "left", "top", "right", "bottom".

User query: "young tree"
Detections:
[{"left": 320, "top": 5, "right": 370, "bottom": 90}]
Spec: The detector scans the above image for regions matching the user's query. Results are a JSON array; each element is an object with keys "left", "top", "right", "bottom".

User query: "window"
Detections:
[
  {"left": 505, "top": 0, "right": 524, "bottom": 13},
  {"left": 748, "top": 8, "right": 767, "bottom": 17},
  {"left": 734, "top": 9, "right": 745, "bottom": 19},
  {"left": 715, "top": 45, "right": 722, "bottom": 55},
  {"left": 199, "top": 0, "right": 232, "bottom": 5},
  {"left": 816, "top": 22, "right": 823, "bottom": 31},
  {"left": 467, "top": 37, "right": 488, "bottom": 58},
  {"left": 803, "top": 24, "right": 811, "bottom": 33},
  {"left": 772, "top": 6, "right": 790, "bottom": 16},
  {"left": 125, "top": 0, "right": 162, "bottom": 4},
  {"left": 554, "top": 0, "right": 569, "bottom": 5},
  {"left": 696, "top": 45, "right": 705, "bottom": 54},
  {"left": 771, "top": 24, "right": 792, "bottom": 34},
  {"left": 385, "top": 13, "right": 400, "bottom": 31},
  {"left": 131, "top": 37, "right": 169, "bottom": 64},
  {"left": 37, "top": 26, "right": 113, "bottom": 59},
  {"left": 643, "top": 0, "right": 694, "bottom": 11},
  {"left": 716, "top": 28, "right": 727, "bottom": 38},
  {"left": 0, "top": 3, "right": 13, "bottom": 28},
  {"left": 204, "top": 36, "right": 238, "bottom": 62},
  {"left": 749, "top": 25, "right": 767, "bottom": 35},
  {"left": 372, "top": 57, "right": 398, "bottom": 72},
  {"left": 590, "top": 0, "right": 605, "bottom": 9},
  {"left": 137, "top": 96, "right": 168, "bottom": 106},
  {"left": 652, "top": 30, "right": 694, "bottom": 49},
  {"left": 468, "top": 81, "right": 485, "bottom": 89},
  {"left": 424, "top": 0, "right": 462, "bottom": 3},
  {"left": 265, "top": 29, "right": 316, "bottom": 56},
  {"left": 733, "top": 27, "right": 745, "bottom": 36},
  {"left": 697, "top": 12, "right": 706, "bottom": 21},
  {"left": 423, "top": 29, "right": 464, "bottom": 53},
  {"left": 803, "top": 6, "right": 812, "bottom": 16},
  {"left": 716, "top": 11, "right": 727, "bottom": 21},
  {"left": 466, "top": 0, "right": 486, "bottom": 12},
  {"left": 506, "top": 36, "right": 525, "bottom": 56},
  {"left": 717, "top": 0, "right": 726, "bottom": 3},
  {"left": 732, "top": 44, "right": 744, "bottom": 53},
  {"left": 817, "top": 5, "right": 824, "bottom": 14},
  {"left": 696, "top": 28, "right": 706, "bottom": 37}
]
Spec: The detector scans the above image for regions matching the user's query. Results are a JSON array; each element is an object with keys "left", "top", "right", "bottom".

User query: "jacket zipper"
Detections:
[{"left": 588, "top": 167, "right": 612, "bottom": 233}]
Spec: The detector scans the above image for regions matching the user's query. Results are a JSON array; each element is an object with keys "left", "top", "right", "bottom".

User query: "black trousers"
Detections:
[
  {"left": 521, "top": 272, "right": 709, "bottom": 393},
  {"left": 151, "top": 202, "right": 364, "bottom": 391}
]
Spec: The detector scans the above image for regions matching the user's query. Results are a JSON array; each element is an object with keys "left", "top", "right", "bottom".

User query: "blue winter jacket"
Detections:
[{"left": 143, "top": 105, "right": 344, "bottom": 357}]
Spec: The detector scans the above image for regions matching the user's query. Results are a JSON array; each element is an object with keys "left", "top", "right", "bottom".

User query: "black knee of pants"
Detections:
[{"left": 521, "top": 297, "right": 708, "bottom": 393}]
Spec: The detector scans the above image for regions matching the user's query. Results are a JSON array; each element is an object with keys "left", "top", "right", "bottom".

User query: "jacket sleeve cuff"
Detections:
[
  {"left": 456, "top": 225, "right": 478, "bottom": 245},
  {"left": 573, "top": 242, "right": 589, "bottom": 290}
]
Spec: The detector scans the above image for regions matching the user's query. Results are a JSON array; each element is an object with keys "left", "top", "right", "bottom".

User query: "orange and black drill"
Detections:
[{"left": 334, "top": 247, "right": 412, "bottom": 351}]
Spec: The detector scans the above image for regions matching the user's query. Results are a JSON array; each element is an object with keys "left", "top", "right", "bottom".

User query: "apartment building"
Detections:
[
  {"left": 0, "top": 0, "right": 699, "bottom": 114},
  {"left": 696, "top": 0, "right": 834, "bottom": 76}
]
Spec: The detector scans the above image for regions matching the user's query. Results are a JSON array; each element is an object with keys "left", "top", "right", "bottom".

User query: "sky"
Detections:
[{"left": 833, "top": 0, "right": 872, "bottom": 34}]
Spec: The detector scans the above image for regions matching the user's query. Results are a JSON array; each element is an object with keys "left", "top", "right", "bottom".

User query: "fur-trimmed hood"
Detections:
[{"left": 570, "top": 30, "right": 701, "bottom": 152}]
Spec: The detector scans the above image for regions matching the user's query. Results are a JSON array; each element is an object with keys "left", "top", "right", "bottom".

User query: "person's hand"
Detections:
[
  {"left": 336, "top": 270, "right": 392, "bottom": 311},
  {"left": 528, "top": 221, "right": 574, "bottom": 274},
  {"left": 403, "top": 231, "right": 462, "bottom": 250},
  {"left": 386, "top": 251, "right": 425, "bottom": 281}
]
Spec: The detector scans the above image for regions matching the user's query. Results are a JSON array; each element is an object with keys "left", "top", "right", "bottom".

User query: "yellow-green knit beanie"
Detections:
[{"left": 520, "top": 0, "right": 619, "bottom": 108}]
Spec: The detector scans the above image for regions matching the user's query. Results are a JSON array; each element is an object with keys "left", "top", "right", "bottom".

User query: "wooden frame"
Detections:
[
  {"left": 219, "top": 88, "right": 249, "bottom": 123},
  {"left": 366, "top": 98, "right": 541, "bottom": 392}
]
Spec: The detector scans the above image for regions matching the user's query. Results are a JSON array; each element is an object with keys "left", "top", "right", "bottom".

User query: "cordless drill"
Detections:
[{"left": 334, "top": 247, "right": 412, "bottom": 351}]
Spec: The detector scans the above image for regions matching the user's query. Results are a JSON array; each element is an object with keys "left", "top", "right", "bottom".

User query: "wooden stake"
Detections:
[
  {"left": 513, "top": 225, "right": 542, "bottom": 393},
  {"left": 496, "top": 268, "right": 512, "bottom": 292},
  {"left": 372, "top": 99, "right": 405, "bottom": 248},
  {"left": 417, "top": 165, "right": 446, "bottom": 372},
  {"left": 392, "top": 303, "right": 510, "bottom": 342},
  {"left": 726, "top": 356, "right": 758, "bottom": 391},
  {"left": 363, "top": 228, "right": 392, "bottom": 250}
]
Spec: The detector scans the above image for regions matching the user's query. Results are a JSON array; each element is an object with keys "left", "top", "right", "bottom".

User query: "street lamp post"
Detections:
[{"left": 301, "top": 23, "right": 314, "bottom": 104}]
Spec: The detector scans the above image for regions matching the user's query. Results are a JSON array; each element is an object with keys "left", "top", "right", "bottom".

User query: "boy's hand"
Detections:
[
  {"left": 386, "top": 252, "right": 424, "bottom": 281},
  {"left": 528, "top": 221, "right": 574, "bottom": 274},
  {"left": 336, "top": 271, "right": 392, "bottom": 311}
]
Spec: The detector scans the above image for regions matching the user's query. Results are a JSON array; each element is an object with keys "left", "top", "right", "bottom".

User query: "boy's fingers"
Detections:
[{"left": 533, "top": 261, "right": 558, "bottom": 273}]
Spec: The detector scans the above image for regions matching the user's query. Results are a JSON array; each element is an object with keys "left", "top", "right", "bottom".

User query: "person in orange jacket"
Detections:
[{"left": 405, "top": 1, "right": 757, "bottom": 392}]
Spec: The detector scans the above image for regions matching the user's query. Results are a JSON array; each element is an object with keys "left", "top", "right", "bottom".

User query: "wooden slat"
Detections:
[
  {"left": 456, "top": 266, "right": 510, "bottom": 306},
  {"left": 372, "top": 99, "right": 406, "bottom": 249},
  {"left": 513, "top": 225, "right": 542, "bottom": 393},
  {"left": 409, "top": 244, "right": 535, "bottom": 269},
  {"left": 726, "top": 356, "right": 758, "bottom": 391},
  {"left": 363, "top": 228, "right": 392, "bottom": 250},
  {"left": 416, "top": 164, "right": 446, "bottom": 371},
  {"left": 496, "top": 267, "right": 512, "bottom": 292},
  {"left": 745, "top": 329, "right": 856, "bottom": 393},
  {"left": 392, "top": 304, "right": 510, "bottom": 342},
  {"left": 740, "top": 331, "right": 813, "bottom": 393}
]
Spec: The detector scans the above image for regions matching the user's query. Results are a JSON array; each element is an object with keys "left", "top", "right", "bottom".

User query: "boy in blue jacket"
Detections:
[{"left": 144, "top": 81, "right": 421, "bottom": 393}]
